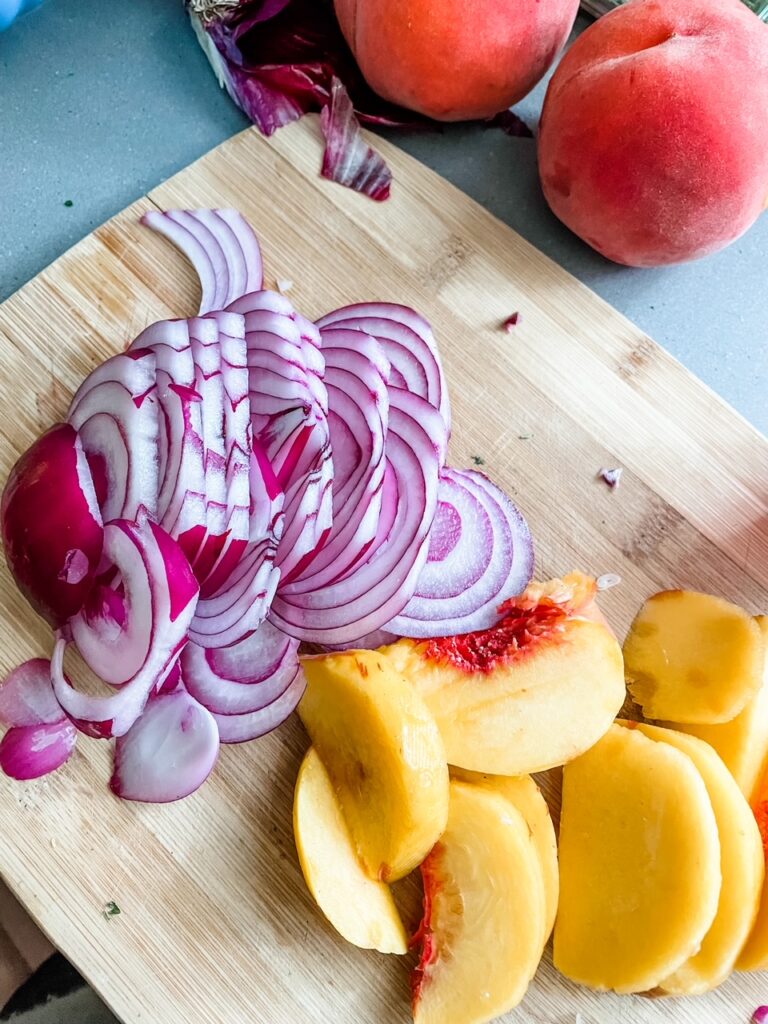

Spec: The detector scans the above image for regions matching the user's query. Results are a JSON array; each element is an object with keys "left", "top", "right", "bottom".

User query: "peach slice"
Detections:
[
  {"left": 383, "top": 574, "right": 625, "bottom": 775},
  {"left": 738, "top": 765, "right": 768, "bottom": 972},
  {"left": 449, "top": 767, "right": 558, "bottom": 940},
  {"left": 412, "top": 780, "right": 546, "bottom": 1024},
  {"left": 293, "top": 747, "right": 408, "bottom": 954},
  {"left": 626, "top": 723, "right": 763, "bottom": 994},
  {"left": 624, "top": 589, "right": 764, "bottom": 724},
  {"left": 673, "top": 615, "right": 768, "bottom": 801},
  {"left": 298, "top": 649, "right": 449, "bottom": 882},
  {"left": 554, "top": 723, "right": 721, "bottom": 993}
]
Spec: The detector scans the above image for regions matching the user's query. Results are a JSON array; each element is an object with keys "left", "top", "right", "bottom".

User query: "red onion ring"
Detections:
[
  {"left": 142, "top": 208, "right": 263, "bottom": 314},
  {"left": 317, "top": 303, "right": 450, "bottom": 432},
  {"left": 181, "top": 619, "right": 300, "bottom": 715},
  {"left": 54, "top": 515, "right": 199, "bottom": 737},
  {"left": 387, "top": 468, "right": 535, "bottom": 637},
  {"left": 211, "top": 667, "right": 306, "bottom": 744},
  {"left": 68, "top": 350, "right": 160, "bottom": 521}
]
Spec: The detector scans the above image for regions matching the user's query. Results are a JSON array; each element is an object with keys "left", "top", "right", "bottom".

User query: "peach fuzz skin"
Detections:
[
  {"left": 537, "top": 0, "right": 768, "bottom": 267},
  {"left": 334, "top": 0, "right": 580, "bottom": 121}
]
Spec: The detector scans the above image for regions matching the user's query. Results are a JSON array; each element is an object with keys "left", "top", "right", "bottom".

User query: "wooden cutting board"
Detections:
[{"left": 0, "top": 117, "right": 767, "bottom": 1024}]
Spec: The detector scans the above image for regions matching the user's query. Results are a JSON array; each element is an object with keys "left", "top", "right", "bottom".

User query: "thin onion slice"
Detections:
[
  {"left": 387, "top": 468, "right": 535, "bottom": 637},
  {"left": 130, "top": 320, "right": 208, "bottom": 547},
  {"left": 68, "top": 350, "right": 160, "bottom": 521},
  {"left": 269, "top": 389, "right": 447, "bottom": 643},
  {"left": 229, "top": 291, "right": 331, "bottom": 581},
  {"left": 181, "top": 619, "right": 299, "bottom": 715},
  {"left": 279, "top": 328, "right": 389, "bottom": 591},
  {"left": 322, "top": 628, "right": 399, "bottom": 652},
  {"left": 0, "top": 720, "right": 77, "bottom": 781},
  {"left": 317, "top": 302, "right": 450, "bottom": 431},
  {"left": 55, "top": 515, "right": 199, "bottom": 737},
  {"left": 0, "top": 659, "right": 64, "bottom": 727},
  {"left": 189, "top": 538, "right": 280, "bottom": 649},
  {"left": 212, "top": 667, "right": 306, "bottom": 744},
  {"left": 142, "top": 208, "right": 263, "bottom": 314},
  {"left": 197, "top": 311, "right": 251, "bottom": 596},
  {"left": 189, "top": 316, "right": 228, "bottom": 574},
  {"left": 111, "top": 689, "right": 219, "bottom": 803}
]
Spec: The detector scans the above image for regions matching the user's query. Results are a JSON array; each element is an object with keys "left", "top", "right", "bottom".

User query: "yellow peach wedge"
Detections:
[
  {"left": 299, "top": 649, "right": 449, "bottom": 883},
  {"left": 673, "top": 615, "right": 768, "bottom": 801},
  {"left": 626, "top": 723, "right": 763, "bottom": 994},
  {"left": 293, "top": 747, "right": 408, "bottom": 954},
  {"left": 412, "top": 780, "right": 546, "bottom": 1024},
  {"left": 624, "top": 589, "right": 764, "bottom": 724},
  {"left": 383, "top": 573, "right": 625, "bottom": 776},
  {"left": 555, "top": 723, "right": 721, "bottom": 993},
  {"left": 449, "top": 766, "right": 558, "bottom": 940},
  {"left": 737, "top": 766, "right": 768, "bottom": 972}
]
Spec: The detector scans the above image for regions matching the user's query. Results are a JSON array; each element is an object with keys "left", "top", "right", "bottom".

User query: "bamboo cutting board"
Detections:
[{"left": 0, "top": 117, "right": 767, "bottom": 1024}]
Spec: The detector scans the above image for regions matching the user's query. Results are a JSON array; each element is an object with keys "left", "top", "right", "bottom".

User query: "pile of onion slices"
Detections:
[{"left": 0, "top": 208, "right": 534, "bottom": 802}]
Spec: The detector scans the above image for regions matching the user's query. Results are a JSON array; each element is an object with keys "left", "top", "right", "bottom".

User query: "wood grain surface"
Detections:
[{"left": 0, "top": 117, "right": 767, "bottom": 1024}]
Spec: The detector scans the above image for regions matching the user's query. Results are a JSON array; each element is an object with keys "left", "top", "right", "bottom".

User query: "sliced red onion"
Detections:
[
  {"left": 229, "top": 291, "right": 331, "bottom": 580},
  {"left": 142, "top": 209, "right": 263, "bottom": 314},
  {"left": 68, "top": 350, "right": 159, "bottom": 522},
  {"left": 181, "top": 619, "right": 299, "bottom": 715},
  {"left": 212, "top": 667, "right": 306, "bottom": 744},
  {"left": 110, "top": 689, "right": 219, "bottom": 803},
  {"left": 320, "top": 78, "right": 392, "bottom": 202},
  {"left": 131, "top": 320, "right": 209, "bottom": 548},
  {"left": 201, "top": 311, "right": 251, "bottom": 597},
  {"left": 387, "top": 468, "right": 534, "bottom": 637},
  {"left": 270, "top": 389, "right": 446, "bottom": 643},
  {"left": 279, "top": 328, "right": 389, "bottom": 591},
  {"left": 55, "top": 516, "right": 199, "bottom": 737},
  {"left": 0, "top": 720, "right": 77, "bottom": 781},
  {"left": 317, "top": 303, "right": 450, "bottom": 431},
  {"left": 189, "top": 538, "right": 279, "bottom": 649},
  {"left": 0, "top": 659, "right": 64, "bottom": 727},
  {"left": 188, "top": 316, "right": 228, "bottom": 577},
  {"left": 1, "top": 424, "right": 104, "bottom": 625}
]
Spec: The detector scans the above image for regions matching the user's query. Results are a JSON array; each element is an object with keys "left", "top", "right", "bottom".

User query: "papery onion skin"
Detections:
[
  {"left": 1, "top": 424, "right": 104, "bottom": 626},
  {"left": 0, "top": 720, "right": 77, "bottom": 781}
]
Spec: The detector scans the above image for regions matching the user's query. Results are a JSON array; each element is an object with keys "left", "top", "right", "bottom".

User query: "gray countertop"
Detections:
[{"left": 1, "top": 0, "right": 766, "bottom": 431}]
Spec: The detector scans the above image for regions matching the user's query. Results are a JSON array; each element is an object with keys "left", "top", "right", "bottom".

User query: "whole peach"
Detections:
[
  {"left": 335, "top": 0, "right": 580, "bottom": 121},
  {"left": 538, "top": 0, "right": 768, "bottom": 267}
]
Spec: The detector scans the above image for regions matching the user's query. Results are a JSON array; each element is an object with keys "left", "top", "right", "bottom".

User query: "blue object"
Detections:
[{"left": 0, "top": 0, "right": 43, "bottom": 32}]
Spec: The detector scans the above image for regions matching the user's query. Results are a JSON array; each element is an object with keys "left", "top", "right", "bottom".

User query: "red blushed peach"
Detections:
[
  {"left": 335, "top": 0, "right": 580, "bottom": 121},
  {"left": 538, "top": 0, "right": 768, "bottom": 267}
]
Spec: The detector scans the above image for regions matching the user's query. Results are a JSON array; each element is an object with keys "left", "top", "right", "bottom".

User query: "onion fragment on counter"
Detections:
[
  {"left": 0, "top": 720, "right": 77, "bottom": 781},
  {"left": 111, "top": 689, "right": 219, "bottom": 802}
]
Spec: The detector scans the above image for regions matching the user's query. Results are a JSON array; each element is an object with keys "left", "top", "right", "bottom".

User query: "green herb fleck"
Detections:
[
  {"left": 63, "top": 199, "right": 73, "bottom": 208},
  {"left": 103, "top": 901, "right": 121, "bottom": 920},
  {"left": 471, "top": 455, "right": 485, "bottom": 466},
  {"left": 518, "top": 433, "right": 533, "bottom": 440}
]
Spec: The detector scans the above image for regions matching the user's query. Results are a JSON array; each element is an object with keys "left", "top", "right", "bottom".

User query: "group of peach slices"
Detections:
[{"left": 290, "top": 576, "right": 768, "bottom": 1024}]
